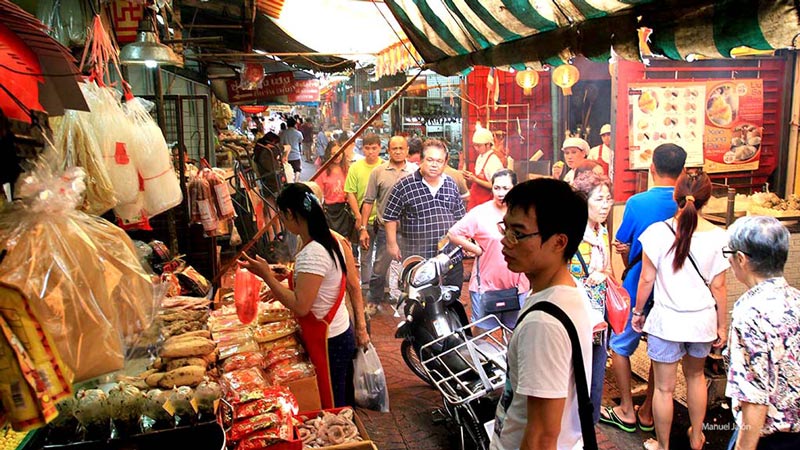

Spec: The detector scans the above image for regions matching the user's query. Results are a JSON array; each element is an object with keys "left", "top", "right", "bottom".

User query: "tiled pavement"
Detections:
[{"left": 353, "top": 259, "right": 735, "bottom": 450}]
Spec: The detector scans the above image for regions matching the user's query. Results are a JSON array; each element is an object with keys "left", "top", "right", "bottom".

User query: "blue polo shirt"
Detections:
[{"left": 615, "top": 186, "right": 677, "bottom": 308}]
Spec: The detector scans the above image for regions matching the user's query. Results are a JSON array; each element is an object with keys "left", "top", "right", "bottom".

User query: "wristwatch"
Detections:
[
  {"left": 632, "top": 310, "right": 645, "bottom": 317},
  {"left": 359, "top": 225, "right": 367, "bottom": 231}
]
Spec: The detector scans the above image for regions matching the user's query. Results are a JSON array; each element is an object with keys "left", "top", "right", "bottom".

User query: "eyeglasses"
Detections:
[
  {"left": 497, "top": 221, "right": 540, "bottom": 245},
  {"left": 722, "top": 247, "right": 751, "bottom": 258}
]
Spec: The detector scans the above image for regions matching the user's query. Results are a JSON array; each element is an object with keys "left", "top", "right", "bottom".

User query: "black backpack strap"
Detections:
[
  {"left": 516, "top": 302, "right": 598, "bottom": 450},
  {"left": 575, "top": 251, "right": 589, "bottom": 278},
  {"left": 620, "top": 251, "right": 642, "bottom": 282}
]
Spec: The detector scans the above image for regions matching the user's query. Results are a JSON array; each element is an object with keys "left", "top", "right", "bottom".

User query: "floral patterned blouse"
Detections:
[{"left": 726, "top": 277, "right": 800, "bottom": 435}]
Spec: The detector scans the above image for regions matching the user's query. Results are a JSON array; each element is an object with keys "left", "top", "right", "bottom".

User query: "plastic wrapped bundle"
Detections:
[
  {"left": 0, "top": 165, "right": 156, "bottom": 382},
  {"left": 50, "top": 111, "right": 117, "bottom": 215},
  {"left": 188, "top": 171, "right": 218, "bottom": 234},
  {"left": 123, "top": 97, "right": 183, "bottom": 217},
  {"left": 80, "top": 82, "right": 140, "bottom": 204}
]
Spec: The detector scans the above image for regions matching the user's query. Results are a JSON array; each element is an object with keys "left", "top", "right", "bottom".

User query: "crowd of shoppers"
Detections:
[{"left": 241, "top": 116, "right": 799, "bottom": 449}]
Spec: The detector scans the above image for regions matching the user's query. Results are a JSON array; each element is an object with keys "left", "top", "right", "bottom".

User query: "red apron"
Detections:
[
  {"left": 468, "top": 153, "right": 499, "bottom": 210},
  {"left": 288, "top": 270, "right": 347, "bottom": 409},
  {"left": 593, "top": 145, "right": 610, "bottom": 175}
]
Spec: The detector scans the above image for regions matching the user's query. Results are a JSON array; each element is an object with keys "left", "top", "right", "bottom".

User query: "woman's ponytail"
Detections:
[{"left": 670, "top": 172, "right": 711, "bottom": 271}]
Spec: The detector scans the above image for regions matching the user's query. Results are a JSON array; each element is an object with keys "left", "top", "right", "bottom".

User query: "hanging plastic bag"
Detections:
[
  {"left": 123, "top": 96, "right": 183, "bottom": 217},
  {"left": 188, "top": 171, "right": 219, "bottom": 235},
  {"left": 605, "top": 279, "right": 631, "bottom": 335},
  {"left": 50, "top": 111, "right": 117, "bottom": 215},
  {"left": 388, "top": 260, "right": 402, "bottom": 302},
  {"left": 204, "top": 168, "right": 235, "bottom": 220},
  {"left": 234, "top": 268, "right": 260, "bottom": 324},
  {"left": 80, "top": 82, "right": 140, "bottom": 204},
  {"left": 353, "top": 343, "right": 389, "bottom": 412},
  {"left": 0, "top": 164, "right": 156, "bottom": 382}
]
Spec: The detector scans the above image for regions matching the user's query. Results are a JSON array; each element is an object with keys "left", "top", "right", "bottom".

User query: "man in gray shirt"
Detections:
[
  {"left": 360, "top": 136, "right": 418, "bottom": 311},
  {"left": 281, "top": 117, "right": 304, "bottom": 181}
]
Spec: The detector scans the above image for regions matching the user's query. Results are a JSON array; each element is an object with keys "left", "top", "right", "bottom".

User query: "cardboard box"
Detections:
[
  {"left": 285, "top": 375, "right": 321, "bottom": 412},
  {"left": 296, "top": 407, "right": 374, "bottom": 450}
]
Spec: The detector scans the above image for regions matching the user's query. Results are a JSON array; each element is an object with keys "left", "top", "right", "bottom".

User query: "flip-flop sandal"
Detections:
[
  {"left": 635, "top": 405, "right": 655, "bottom": 432},
  {"left": 598, "top": 405, "right": 637, "bottom": 433},
  {"left": 643, "top": 438, "right": 660, "bottom": 450}
]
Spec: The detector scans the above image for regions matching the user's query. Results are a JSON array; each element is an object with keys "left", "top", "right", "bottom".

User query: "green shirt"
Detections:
[{"left": 344, "top": 159, "right": 382, "bottom": 224}]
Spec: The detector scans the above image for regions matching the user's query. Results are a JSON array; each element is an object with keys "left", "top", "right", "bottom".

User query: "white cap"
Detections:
[
  {"left": 472, "top": 128, "right": 494, "bottom": 145},
  {"left": 600, "top": 124, "right": 611, "bottom": 135},
  {"left": 561, "top": 137, "right": 589, "bottom": 153}
]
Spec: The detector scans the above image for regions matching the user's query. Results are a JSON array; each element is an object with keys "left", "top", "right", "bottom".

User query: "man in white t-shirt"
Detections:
[{"left": 491, "top": 178, "right": 594, "bottom": 450}]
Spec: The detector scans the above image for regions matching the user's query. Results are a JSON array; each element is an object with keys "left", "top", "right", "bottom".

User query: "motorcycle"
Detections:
[{"left": 394, "top": 243, "right": 510, "bottom": 450}]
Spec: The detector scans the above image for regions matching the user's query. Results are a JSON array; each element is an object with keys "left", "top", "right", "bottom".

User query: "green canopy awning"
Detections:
[{"left": 384, "top": 0, "right": 800, "bottom": 75}]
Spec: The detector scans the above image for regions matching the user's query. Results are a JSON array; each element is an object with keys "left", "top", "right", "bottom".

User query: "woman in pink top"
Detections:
[
  {"left": 448, "top": 169, "right": 530, "bottom": 329},
  {"left": 317, "top": 141, "right": 355, "bottom": 240}
]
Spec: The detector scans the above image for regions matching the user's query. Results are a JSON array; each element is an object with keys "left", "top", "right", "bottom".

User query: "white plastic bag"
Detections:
[
  {"left": 388, "top": 260, "right": 402, "bottom": 302},
  {"left": 353, "top": 343, "right": 389, "bottom": 412}
]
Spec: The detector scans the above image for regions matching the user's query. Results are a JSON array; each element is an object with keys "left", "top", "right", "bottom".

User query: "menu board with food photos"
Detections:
[
  {"left": 703, "top": 79, "right": 763, "bottom": 173},
  {"left": 628, "top": 83, "right": 706, "bottom": 170}
]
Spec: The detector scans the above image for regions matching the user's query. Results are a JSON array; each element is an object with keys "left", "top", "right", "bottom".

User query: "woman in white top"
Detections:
[
  {"left": 631, "top": 171, "right": 728, "bottom": 450},
  {"left": 241, "top": 183, "right": 366, "bottom": 408}
]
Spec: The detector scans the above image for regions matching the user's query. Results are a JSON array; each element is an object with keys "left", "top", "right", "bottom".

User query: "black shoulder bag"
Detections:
[
  {"left": 477, "top": 254, "right": 522, "bottom": 314},
  {"left": 515, "top": 302, "right": 598, "bottom": 450}
]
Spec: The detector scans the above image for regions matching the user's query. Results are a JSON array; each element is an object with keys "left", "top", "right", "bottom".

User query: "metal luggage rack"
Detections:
[{"left": 420, "top": 315, "right": 511, "bottom": 406}]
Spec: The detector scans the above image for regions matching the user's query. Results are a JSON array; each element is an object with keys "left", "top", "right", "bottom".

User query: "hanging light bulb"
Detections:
[
  {"left": 515, "top": 70, "right": 540, "bottom": 95},
  {"left": 552, "top": 64, "right": 580, "bottom": 96}
]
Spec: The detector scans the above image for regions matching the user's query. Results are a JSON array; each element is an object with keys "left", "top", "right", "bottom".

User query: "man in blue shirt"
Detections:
[
  {"left": 281, "top": 117, "right": 304, "bottom": 181},
  {"left": 599, "top": 143, "right": 686, "bottom": 433}
]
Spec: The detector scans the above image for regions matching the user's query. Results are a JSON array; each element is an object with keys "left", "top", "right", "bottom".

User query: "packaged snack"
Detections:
[
  {"left": 221, "top": 368, "right": 269, "bottom": 402},
  {"left": 268, "top": 361, "right": 316, "bottom": 386},
  {"left": 253, "top": 320, "right": 298, "bottom": 344},
  {"left": 222, "top": 351, "right": 266, "bottom": 373},
  {"left": 234, "top": 418, "right": 293, "bottom": 449},
  {"left": 264, "top": 346, "right": 305, "bottom": 370},
  {"left": 258, "top": 335, "right": 300, "bottom": 355},
  {"left": 258, "top": 302, "right": 293, "bottom": 323}
]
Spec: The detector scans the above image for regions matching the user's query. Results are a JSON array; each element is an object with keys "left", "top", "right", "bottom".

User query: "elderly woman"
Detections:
[
  {"left": 725, "top": 216, "right": 800, "bottom": 450},
  {"left": 570, "top": 171, "right": 614, "bottom": 424}
]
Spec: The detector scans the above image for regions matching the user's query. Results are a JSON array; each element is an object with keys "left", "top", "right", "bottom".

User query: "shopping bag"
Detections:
[
  {"left": 388, "top": 260, "right": 402, "bottom": 302},
  {"left": 353, "top": 343, "right": 389, "bottom": 412},
  {"left": 605, "top": 279, "right": 631, "bottom": 335},
  {"left": 234, "top": 268, "right": 260, "bottom": 324}
]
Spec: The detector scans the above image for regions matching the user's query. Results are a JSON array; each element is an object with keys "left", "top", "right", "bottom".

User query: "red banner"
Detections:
[
  {"left": 226, "top": 72, "right": 321, "bottom": 104},
  {"left": 703, "top": 79, "right": 763, "bottom": 173},
  {"left": 289, "top": 79, "right": 320, "bottom": 103},
  {"left": 111, "top": 1, "right": 144, "bottom": 44}
]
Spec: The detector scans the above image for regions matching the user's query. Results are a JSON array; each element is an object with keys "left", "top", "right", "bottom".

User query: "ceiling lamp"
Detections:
[
  {"left": 552, "top": 64, "right": 580, "bottom": 96},
  {"left": 119, "top": 14, "right": 182, "bottom": 68},
  {"left": 515, "top": 70, "right": 539, "bottom": 95}
]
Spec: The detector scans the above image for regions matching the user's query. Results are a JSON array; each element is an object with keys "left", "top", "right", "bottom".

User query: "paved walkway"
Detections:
[{"left": 353, "top": 259, "right": 735, "bottom": 450}]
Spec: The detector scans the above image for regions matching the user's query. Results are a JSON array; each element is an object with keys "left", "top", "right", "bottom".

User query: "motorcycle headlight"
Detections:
[{"left": 410, "top": 260, "right": 437, "bottom": 287}]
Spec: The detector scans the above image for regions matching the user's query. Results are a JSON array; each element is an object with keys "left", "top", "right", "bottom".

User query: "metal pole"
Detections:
[
  {"left": 153, "top": 66, "right": 181, "bottom": 255},
  {"left": 213, "top": 69, "right": 424, "bottom": 284}
]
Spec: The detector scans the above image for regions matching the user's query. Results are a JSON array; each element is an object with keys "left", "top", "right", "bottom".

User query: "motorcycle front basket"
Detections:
[{"left": 419, "top": 315, "right": 510, "bottom": 406}]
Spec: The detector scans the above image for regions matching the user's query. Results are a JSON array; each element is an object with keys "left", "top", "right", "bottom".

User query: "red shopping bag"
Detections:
[{"left": 606, "top": 279, "right": 631, "bottom": 335}]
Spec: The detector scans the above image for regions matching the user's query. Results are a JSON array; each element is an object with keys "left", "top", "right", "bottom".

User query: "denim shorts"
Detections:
[
  {"left": 609, "top": 300, "right": 652, "bottom": 357},
  {"left": 646, "top": 335, "right": 713, "bottom": 364}
]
